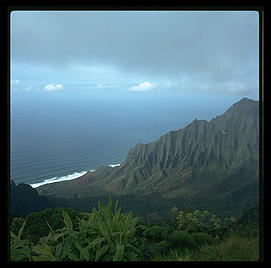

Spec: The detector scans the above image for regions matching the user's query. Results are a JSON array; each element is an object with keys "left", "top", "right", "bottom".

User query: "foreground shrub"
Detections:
[
  {"left": 75, "top": 197, "right": 140, "bottom": 261},
  {"left": 10, "top": 217, "right": 25, "bottom": 237},
  {"left": 143, "top": 225, "right": 169, "bottom": 242},
  {"left": 191, "top": 232, "right": 214, "bottom": 247},
  {"left": 10, "top": 220, "right": 33, "bottom": 261},
  {"left": 10, "top": 196, "right": 141, "bottom": 261},
  {"left": 156, "top": 240, "right": 172, "bottom": 254},
  {"left": 170, "top": 231, "right": 196, "bottom": 249},
  {"left": 172, "top": 207, "right": 238, "bottom": 239},
  {"left": 10, "top": 207, "right": 82, "bottom": 244},
  {"left": 176, "top": 208, "right": 222, "bottom": 234}
]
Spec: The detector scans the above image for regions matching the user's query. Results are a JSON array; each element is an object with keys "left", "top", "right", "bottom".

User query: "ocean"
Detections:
[{"left": 10, "top": 89, "right": 241, "bottom": 187}]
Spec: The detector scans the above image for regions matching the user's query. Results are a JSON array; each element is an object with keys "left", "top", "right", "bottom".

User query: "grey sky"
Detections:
[{"left": 11, "top": 11, "right": 259, "bottom": 97}]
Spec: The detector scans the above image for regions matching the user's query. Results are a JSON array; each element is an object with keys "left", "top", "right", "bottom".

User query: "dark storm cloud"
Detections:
[{"left": 11, "top": 11, "right": 259, "bottom": 95}]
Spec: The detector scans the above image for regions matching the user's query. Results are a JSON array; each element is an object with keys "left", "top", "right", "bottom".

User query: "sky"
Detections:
[{"left": 10, "top": 10, "right": 259, "bottom": 99}]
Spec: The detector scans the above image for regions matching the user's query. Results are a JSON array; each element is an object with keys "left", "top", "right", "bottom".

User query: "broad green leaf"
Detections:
[
  {"left": 18, "top": 220, "right": 26, "bottom": 239},
  {"left": 81, "top": 246, "right": 90, "bottom": 261},
  {"left": 32, "top": 256, "right": 41, "bottom": 261},
  {"left": 113, "top": 244, "right": 124, "bottom": 261},
  {"left": 107, "top": 195, "right": 113, "bottom": 209},
  {"left": 55, "top": 243, "right": 63, "bottom": 259},
  {"left": 96, "top": 216, "right": 108, "bottom": 237},
  {"left": 126, "top": 243, "right": 139, "bottom": 255},
  {"left": 10, "top": 231, "right": 17, "bottom": 239},
  {"left": 62, "top": 210, "right": 73, "bottom": 233},
  {"left": 103, "top": 254, "right": 113, "bottom": 262},
  {"left": 10, "top": 249, "right": 30, "bottom": 261},
  {"left": 113, "top": 208, "right": 120, "bottom": 229},
  {"left": 32, "top": 245, "right": 52, "bottom": 260},
  {"left": 114, "top": 199, "right": 119, "bottom": 213},
  {"left": 47, "top": 221, "right": 55, "bottom": 235},
  {"left": 126, "top": 251, "right": 138, "bottom": 261},
  {"left": 95, "top": 244, "right": 109, "bottom": 261},
  {"left": 72, "top": 239, "right": 82, "bottom": 253},
  {"left": 52, "top": 231, "right": 66, "bottom": 241},
  {"left": 68, "top": 251, "right": 80, "bottom": 261},
  {"left": 38, "top": 237, "right": 48, "bottom": 245},
  {"left": 11, "top": 239, "right": 29, "bottom": 249},
  {"left": 89, "top": 237, "right": 106, "bottom": 250}
]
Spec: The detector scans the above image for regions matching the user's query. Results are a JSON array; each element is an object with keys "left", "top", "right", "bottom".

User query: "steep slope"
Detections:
[
  {"left": 10, "top": 180, "right": 56, "bottom": 218},
  {"left": 37, "top": 97, "right": 259, "bottom": 218}
]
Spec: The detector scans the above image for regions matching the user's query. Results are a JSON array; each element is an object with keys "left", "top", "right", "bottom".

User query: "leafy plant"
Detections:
[
  {"left": 10, "top": 207, "right": 83, "bottom": 244},
  {"left": 142, "top": 225, "right": 169, "bottom": 242},
  {"left": 10, "top": 220, "right": 33, "bottom": 261},
  {"left": 77, "top": 196, "right": 140, "bottom": 261},
  {"left": 155, "top": 240, "right": 172, "bottom": 254},
  {"left": 10, "top": 196, "right": 141, "bottom": 261},
  {"left": 10, "top": 217, "right": 25, "bottom": 238},
  {"left": 173, "top": 207, "right": 237, "bottom": 238},
  {"left": 162, "top": 217, "right": 177, "bottom": 233},
  {"left": 170, "top": 231, "right": 196, "bottom": 249},
  {"left": 191, "top": 232, "right": 214, "bottom": 247}
]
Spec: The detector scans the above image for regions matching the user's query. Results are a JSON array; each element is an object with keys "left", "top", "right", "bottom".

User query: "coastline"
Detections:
[{"left": 29, "top": 163, "right": 121, "bottom": 188}]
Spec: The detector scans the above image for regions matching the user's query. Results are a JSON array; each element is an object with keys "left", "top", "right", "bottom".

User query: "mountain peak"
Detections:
[
  {"left": 231, "top": 97, "right": 258, "bottom": 108},
  {"left": 238, "top": 97, "right": 257, "bottom": 104},
  {"left": 223, "top": 97, "right": 258, "bottom": 116}
]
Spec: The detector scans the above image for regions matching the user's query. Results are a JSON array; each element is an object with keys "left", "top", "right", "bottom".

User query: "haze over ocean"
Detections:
[{"left": 11, "top": 90, "right": 242, "bottom": 187}]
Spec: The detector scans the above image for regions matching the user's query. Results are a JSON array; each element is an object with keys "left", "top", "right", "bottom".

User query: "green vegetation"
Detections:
[
  {"left": 10, "top": 207, "right": 84, "bottom": 244},
  {"left": 190, "top": 235, "right": 259, "bottom": 261},
  {"left": 9, "top": 197, "right": 260, "bottom": 262},
  {"left": 170, "top": 231, "right": 196, "bottom": 249},
  {"left": 10, "top": 197, "right": 140, "bottom": 261},
  {"left": 191, "top": 232, "right": 214, "bottom": 247}
]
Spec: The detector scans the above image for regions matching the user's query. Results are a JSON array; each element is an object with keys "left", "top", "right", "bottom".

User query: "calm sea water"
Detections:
[{"left": 10, "top": 89, "right": 241, "bottom": 187}]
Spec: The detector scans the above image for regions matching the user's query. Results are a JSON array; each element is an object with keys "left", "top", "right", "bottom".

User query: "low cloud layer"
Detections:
[{"left": 11, "top": 11, "right": 259, "bottom": 97}]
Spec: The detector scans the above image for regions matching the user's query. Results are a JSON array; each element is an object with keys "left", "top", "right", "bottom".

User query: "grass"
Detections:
[
  {"left": 189, "top": 234, "right": 259, "bottom": 261},
  {"left": 149, "top": 233, "right": 259, "bottom": 262},
  {"left": 151, "top": 249, "right": 191, "bottom": 261}
]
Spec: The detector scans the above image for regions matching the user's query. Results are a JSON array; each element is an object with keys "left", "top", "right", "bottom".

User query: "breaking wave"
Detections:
[
  {"left": 30, "top": 171, "right": 89, "bottom": 188},
  {"left": 29, "top": 163, "right": 121, "bottom": 188}
]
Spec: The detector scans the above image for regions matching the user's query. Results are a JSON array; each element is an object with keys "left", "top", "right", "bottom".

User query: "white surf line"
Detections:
[
  {"left": 30, "top": 171, "right": 88, "bottom": 188},
  {"left": 109, "top": 164, "right": 121, "bottom": 168},
  {"left": 30, "top": 164, "right": 121, "bottom": 188}
]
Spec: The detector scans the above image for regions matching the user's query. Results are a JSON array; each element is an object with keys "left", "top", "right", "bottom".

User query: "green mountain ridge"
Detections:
[{"left": 36, "top": 97, "right": 259, "bottom": 219}]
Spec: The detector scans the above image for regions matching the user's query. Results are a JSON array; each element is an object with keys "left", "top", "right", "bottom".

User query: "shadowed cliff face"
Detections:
[
  {"left": 10, "top": 180, "right": 55, "bottom": 217},
  {"left": 36, "top": 97, "right": 259, "bottom": 218}
]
